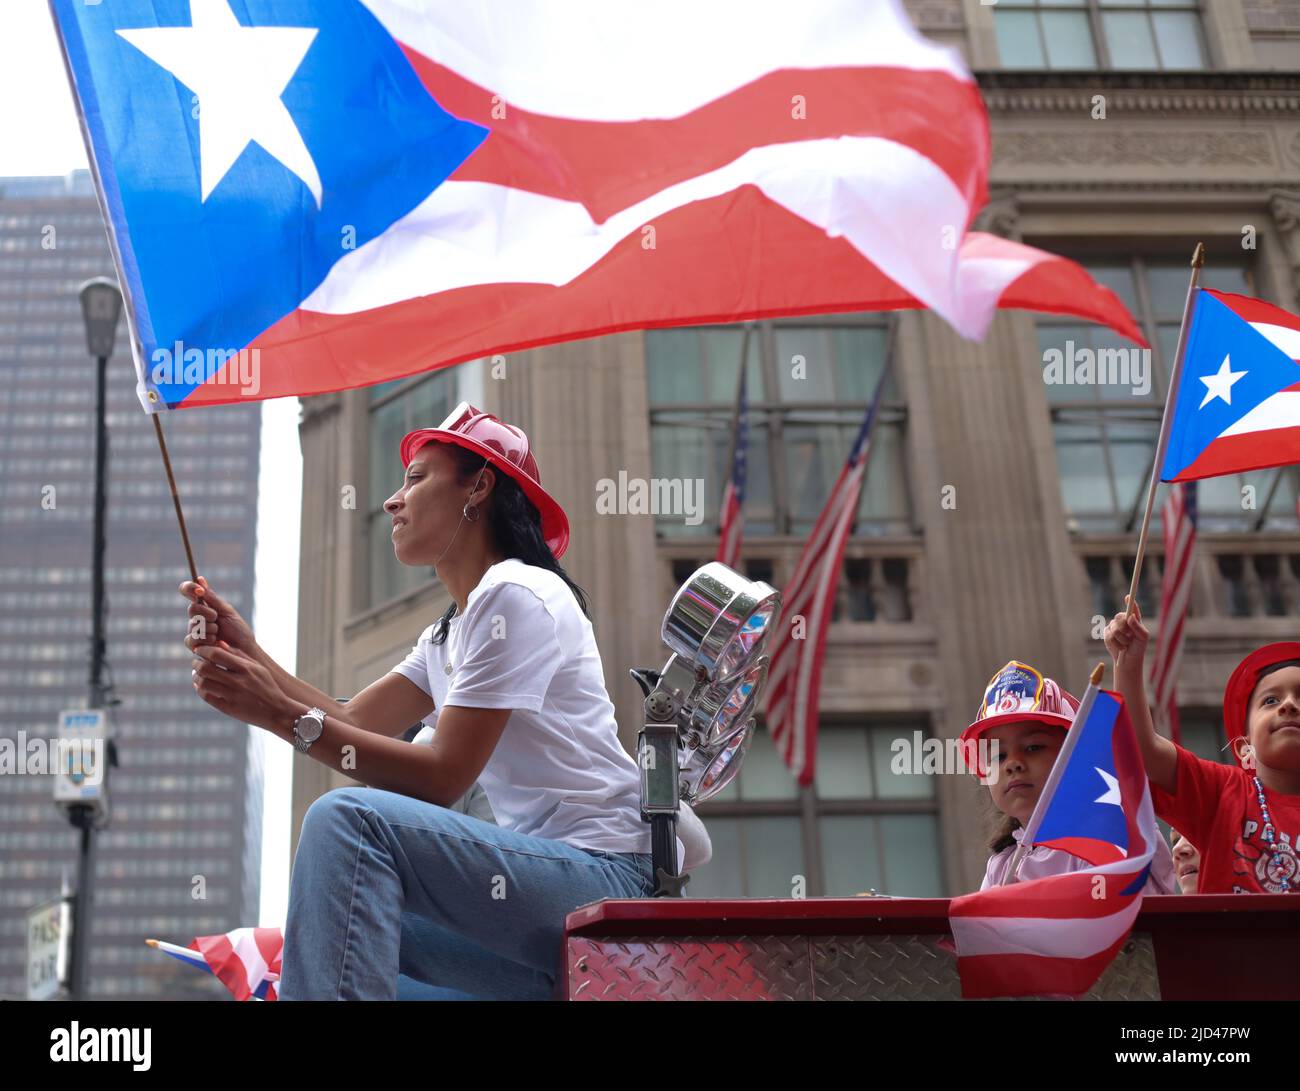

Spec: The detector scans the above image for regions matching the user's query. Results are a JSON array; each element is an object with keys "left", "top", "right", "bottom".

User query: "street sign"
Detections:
[
  {"left": 27, "top": 898, "right": 63, "bottom": 1001},
  {"left": 54, "top": 709, "right": 110, "bottom": 820}
]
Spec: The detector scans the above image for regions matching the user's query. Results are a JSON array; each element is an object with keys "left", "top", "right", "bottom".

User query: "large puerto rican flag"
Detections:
[
  {"left": 1161, "top": 289, "right": 1300, "bottom": 482},
  {"left": 949, "top": 690, "right": 1159, "bottom": 999},
  {"left": 51, "top": 0, "right": 1145, "bottom": 412}
]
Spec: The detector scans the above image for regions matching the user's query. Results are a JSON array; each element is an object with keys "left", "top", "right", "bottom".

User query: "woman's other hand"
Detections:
[{"left": 192, "top": 644, "right": 295, "bottom": 731}]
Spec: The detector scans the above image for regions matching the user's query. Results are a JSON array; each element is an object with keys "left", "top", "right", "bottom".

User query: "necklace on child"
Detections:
[{"left": 1252, "top": 776, "right": 1293, "bottom": 893}]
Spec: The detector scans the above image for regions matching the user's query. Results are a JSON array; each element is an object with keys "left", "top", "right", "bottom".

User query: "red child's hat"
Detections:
[{"left": 1222, "top": 642, "right": 1300, "bottom": 765}]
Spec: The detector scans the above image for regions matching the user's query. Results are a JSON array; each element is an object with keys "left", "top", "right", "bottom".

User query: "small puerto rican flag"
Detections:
[
  {"left": 948, "top": 690, "right": 1158, "bottom": 998},
  {"left": 147, "top": 927, "right": 282, "bottom": 1001},
  {"left": 1161, "top": 290, "right": 1300, "bottom": 482}
]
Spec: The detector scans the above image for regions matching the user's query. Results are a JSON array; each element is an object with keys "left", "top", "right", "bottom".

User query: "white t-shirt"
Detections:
[{"left": 390, "top": 558, "right": 683, "bottom": 864}]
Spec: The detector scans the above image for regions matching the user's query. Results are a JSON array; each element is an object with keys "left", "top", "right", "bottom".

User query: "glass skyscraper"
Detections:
[{"left": 0, "top": 171, "right": 263, "bottom": 999}]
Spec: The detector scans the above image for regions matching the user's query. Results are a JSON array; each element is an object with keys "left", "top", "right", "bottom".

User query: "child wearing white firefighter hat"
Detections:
[{"left": 962, "top": 660, "right": 1177, "bottom": 892}]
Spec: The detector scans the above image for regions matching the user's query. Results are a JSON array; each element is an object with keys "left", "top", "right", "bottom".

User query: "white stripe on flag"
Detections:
[
  {"left": 362, "top": 0, "right": 970, "bottom": 121},
  {"left": 230, "top": 928, "right": 270, "bottom": 992},
  {"left": 951, "top": 899, "right": 1142, "bottom": 959},
  {"left": 1249, "top": 321, "right": 1300, "bottom": 361},
  {"left": 303, "top": 140, "right": 1032, "bottom": 340}
]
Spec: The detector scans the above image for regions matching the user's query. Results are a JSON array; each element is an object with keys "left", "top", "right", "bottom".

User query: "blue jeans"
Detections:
[{"left": 278, "top": 786, "right": 656, "bottom": 1000}]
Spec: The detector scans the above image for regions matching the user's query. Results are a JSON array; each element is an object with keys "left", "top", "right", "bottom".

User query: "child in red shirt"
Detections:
[{"left": 1106, "top": 601, "right": 1300, "bottom": 894}]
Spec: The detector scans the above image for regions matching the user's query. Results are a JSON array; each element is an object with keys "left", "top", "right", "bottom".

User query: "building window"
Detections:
[
  {"left": 995, "top": 0, "right": 1208, "bottom": 71},
  {"left": 1038, "top": 255, "right": 1297, "bottom": 534},
  {"left": 366, "top": 369, "right": 458, "bottom": 606},
  {"left": 687, "top": 723, "right": 944, "bottom": 897},
  {"left": 645, "top": 316, "right": 910, "bottom": 541}
]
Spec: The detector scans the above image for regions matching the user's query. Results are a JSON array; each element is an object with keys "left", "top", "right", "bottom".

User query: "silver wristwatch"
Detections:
[{"left": 291, "top": 707, "right": 327, "bottom": 754}]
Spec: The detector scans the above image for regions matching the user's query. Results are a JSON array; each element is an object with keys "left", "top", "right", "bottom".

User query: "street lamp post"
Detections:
[{"left": 68, "top": 277, "right": 124, "bottom": 1000}]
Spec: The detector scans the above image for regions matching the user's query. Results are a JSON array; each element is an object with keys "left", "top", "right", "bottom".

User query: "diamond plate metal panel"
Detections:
[
  {"left": 1082, "top": 935, "right": 1160, "bottom": 1001},
  {"left": 565, "top": 931, "right": 1161, "bottom": 1000},
  {"left": 813, "top": 934, "right": 964, "bottom": 1000},
  {"left": 567, "top": 935, "right": 811, "bottom": 1000}
]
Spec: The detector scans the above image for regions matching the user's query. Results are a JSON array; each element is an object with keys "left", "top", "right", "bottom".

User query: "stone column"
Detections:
[
  {"left": 489, "top": 334, "right": 664, "bottom": 754},
  {"left": 291, "top": 392, "right": 343, "bottom": 858},
  {"left": 902, "top": 298, "right": 1084, "bottom": 891}
]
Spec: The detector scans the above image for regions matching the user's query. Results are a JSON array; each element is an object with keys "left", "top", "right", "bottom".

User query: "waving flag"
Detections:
[
  {"left": 1160, "top": 290, "right": 1300, "bottom": 482},
  {"left": 147, "top": 927, "right": 282, "bottom": 1001},
  {"left": 949, "top": 687, "right": 1158, "bottom": 998},
  {"left": 51, "top": 0, "right": 1144, "bottom": 413},
  {"left": 764, "top": 364, "right": 890, "bottom": 784}
]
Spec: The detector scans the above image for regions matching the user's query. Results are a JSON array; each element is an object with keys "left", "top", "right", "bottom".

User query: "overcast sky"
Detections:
[{"left": 1, "top": 1, "right": 297, "bottom": 928}]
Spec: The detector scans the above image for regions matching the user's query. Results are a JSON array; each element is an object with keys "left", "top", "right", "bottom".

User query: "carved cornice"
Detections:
[
  {"left": 976, "top": 71, "right": 1300, "bottom": 116},
  {"left": 995, "top": 129, "right": 1276, "bottom": 167},
  {"left": 990, "top": 180, "right": 1291, "bottom": 195}
]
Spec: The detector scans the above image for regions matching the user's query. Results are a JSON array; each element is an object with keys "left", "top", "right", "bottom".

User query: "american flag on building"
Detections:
[
  {"left": 764, "top": 366, "right": 890, "bottom": 784},
  {"left": 1149, "top": 481, "right": 1198, "bottom": 744},
  {"left": 716, "top": 365, "right": 749, "bottom": 570}
]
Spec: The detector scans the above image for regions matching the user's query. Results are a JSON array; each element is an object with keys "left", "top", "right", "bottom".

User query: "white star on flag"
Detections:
[
  {"left": 1197, "top": 354, "right": 1247, "bottom": 409},
  {"left": 117, "top": 0, "right": 322, "bottom": 206},
  {"left": 1094, "top": 767, "right": 1121, "bottom": 807}
]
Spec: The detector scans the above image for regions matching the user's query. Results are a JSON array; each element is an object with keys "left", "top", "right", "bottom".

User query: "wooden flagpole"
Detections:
[
  {"left": 1122, "top": 242, "right": 1205, "bottom": 621},
  {"left": 150, "top": 410, "right": 199, "bottom": 584}
]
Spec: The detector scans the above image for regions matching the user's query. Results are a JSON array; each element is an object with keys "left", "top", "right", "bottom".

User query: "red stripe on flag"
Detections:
[
  {"left": 1204, "top": 289, "right": 1300, "bottom": 331},
  {"left": 400, "top": 47, "right": 990, "bottom": 223},
  {"left": 208, "top": 189, "right": 930, "bottom": 406},
  {"left": 957, "top": 934, "right": 1129, "bottom": 999},
  {"left": 192, "top": 934, "right": 252, "bottom": 1002},
  {"left": 1169, "top": 427, "right": 1300, "bottom": 482},
  {"left": 190, "top": 200, "right": 1144, "bottom": 410},
  {"left": 254, "top": 927, "right": 283, "bottom": 978},
  {"left": 983, "top": 244, "right": 1148, "bottom": 347}
]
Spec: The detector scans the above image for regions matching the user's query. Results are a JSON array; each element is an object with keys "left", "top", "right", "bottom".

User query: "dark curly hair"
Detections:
[
  {"left": 424, "top": 441, "right": 588, "bottom": 646},
  {"left": 989, "top": 812, "right": 1021, "bottom": 854}
]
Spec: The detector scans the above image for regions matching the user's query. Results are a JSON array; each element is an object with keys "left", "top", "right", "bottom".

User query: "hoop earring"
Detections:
[{"left": 463, "top": 463, "right": 487, "bottom": 524}]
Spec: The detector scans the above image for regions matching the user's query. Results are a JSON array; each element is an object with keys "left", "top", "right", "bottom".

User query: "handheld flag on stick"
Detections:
[
  {"left": 1124, "top": 243, "right": 1300, "bottom": 619},
  {"left": 1121, "top": 243, "right": 1204, "bottom": 620},
  {"left": 146, "top": 928, "right": 283, "bottom": 1001},
  {"left": 1006, "top": 665, "right": 1133, "bottom": 879},
  {"left": 950, "top": 666, "right": 1160, "bottom": 998},
  {"left": 1159, "top": 289, "right": 1300, "bottom": 483}
]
